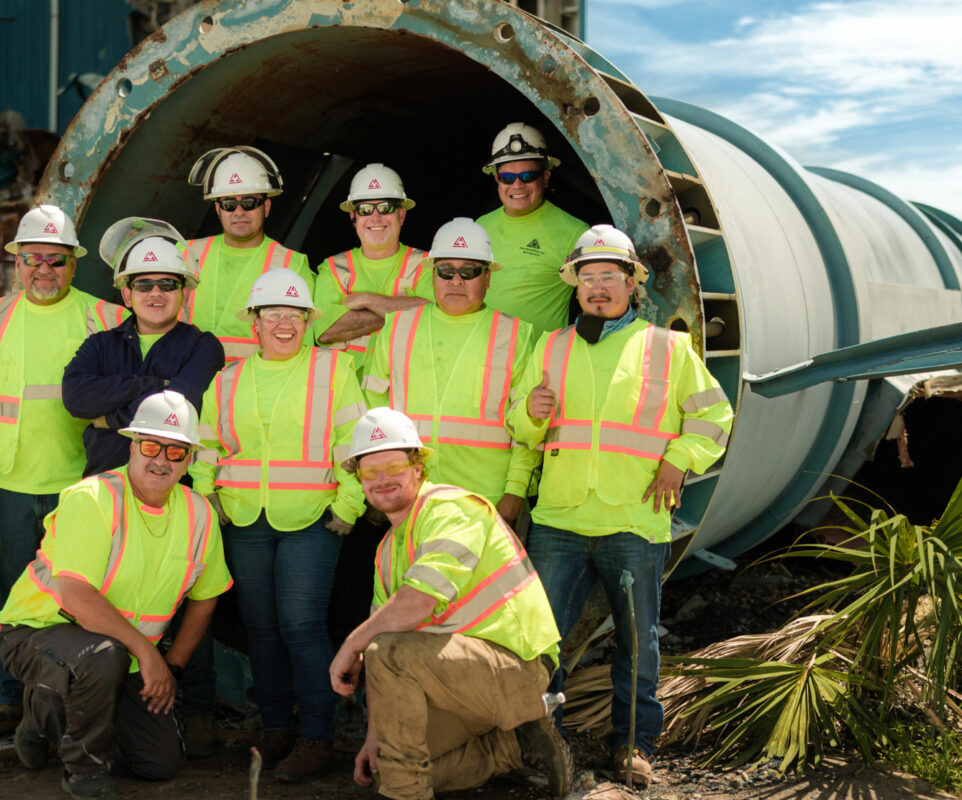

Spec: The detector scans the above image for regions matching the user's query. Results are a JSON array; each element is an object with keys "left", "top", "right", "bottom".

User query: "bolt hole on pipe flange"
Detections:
[
  {"left": 583, "top": 96, "right": 600, "bottom": 116},
  {"left": 668, "top": 316, "right": 689, "bottom": 333},
  {"left": 644, "top": 198, "right": 660, "bottom": 218},
  {"left": 198, "top": 16, "right": 213, "bottom": 34},
  {"left": 494, "top": 23, "right": 515, "bottom": 43},
  {"left": 58, "top": 161, "right": 74, "bottom": 182},
  {"left": 116, "top": 78, "right": 133, "bottom": 98}
]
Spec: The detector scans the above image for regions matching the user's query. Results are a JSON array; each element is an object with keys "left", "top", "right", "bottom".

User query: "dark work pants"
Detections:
[{"left": 0, "top": 623, "right": 181, "bottom": 779}]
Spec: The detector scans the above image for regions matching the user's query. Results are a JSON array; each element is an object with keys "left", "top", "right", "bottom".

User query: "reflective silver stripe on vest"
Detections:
[
  {"left": 222, "top": 340, "right": 261, "bottom": 360},
  {"left": 681, "top": 418, "right": 730, "bottom": 446},
  {"left": 0, "top": 295, "right": 24, "bottom": 422},
  {"left": 405, "top": 564, "right": 459, "bottom": 603},
  {"left": 361, "top": 373, "right": 390, "bottom": 394},
  {"left": 598, "top": 426, "right": 673, "bottom": 458},
  {"left": 412, "top": 538, "right": 481, "bottom": 571},
  {"left": 28, "top": 473, "right": 210, "bottom": 640},
  {"left": 0, "top": 397, "right": 19, "bottom": 421},
  {"left": 267, "top": 243, "right": 294, "bottom": 270},
  {"left": 682, "top": 387, "right": 729, "bottom": 414},
  {"left": 214, "top": 361, "right": 244, "bottom": 455},
  {"left": 22, "top": 384, "right": 62, "bottom": 400}
]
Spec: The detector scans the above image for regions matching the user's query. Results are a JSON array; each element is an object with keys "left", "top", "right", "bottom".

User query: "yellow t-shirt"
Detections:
[{"left": 138, "top": 332, "right": 164, "bottom": 360}]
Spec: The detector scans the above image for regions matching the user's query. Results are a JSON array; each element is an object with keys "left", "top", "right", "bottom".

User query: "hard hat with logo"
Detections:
[
  {"left": 482, "top": 122, "right": 561, "bottom": 175},
  {"left": 343, "top": 407, "right": 434, "bottom": 470},
  {"left": 4, "top": 205, "right": 87, "bottom": 257},
  {"left": 119, "top": 390, "right": 200, "bottom": 446},
  {"left": 236, "top": 269, "right": 320, "bottom": 322},
  {"left": 187, "top": 146, "right": 284, "bottom": 200},
  {"left": 559, "top": 224, "right": 649, "bottom": 286},
  {"left": 100, "top": 217, "right": 200, "bottom": 289},
  {"left": 424, "top": 218, "right": 504, "bottom": 271},
  {"left": 339, "top": 163, "right": 415, "bottom": 212}
]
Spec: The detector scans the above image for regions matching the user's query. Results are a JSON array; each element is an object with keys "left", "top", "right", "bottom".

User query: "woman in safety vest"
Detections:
[{"left": 190, "top": 270, "right": 366, "bottom": 782}]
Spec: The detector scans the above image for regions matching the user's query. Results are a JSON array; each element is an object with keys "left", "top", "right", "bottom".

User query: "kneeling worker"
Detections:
[
  {"left": 330, "top": 407, "right": 572, "bottom": 800},
  {"left": 0, "top": 391, "right": 232, "bottom": 800}
]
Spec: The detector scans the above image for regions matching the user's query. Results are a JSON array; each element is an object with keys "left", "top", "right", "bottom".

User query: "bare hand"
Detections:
[
  {"left": 526, "top": 371, "right": 555, "bottom": 419},
  {"left": 642, "top": 461, "right": 685, "bottom": 513},
  {"left": 138, "top": 646, "right": 177, "bottom": 714},
  {"left": 496, "top": 493, "right": 524, "bottom": 528},
  {"left": 92, "top": 415, "right": 110, "bottom": 429},
  {"left": 342, "top": 292, "right": 379, "bottom": 312},
  {"left": 330, "top": 644, "right": 364, "bottom": 696},
  {"left": 353, "top": 733, "right": 380, "bottom": 786}
]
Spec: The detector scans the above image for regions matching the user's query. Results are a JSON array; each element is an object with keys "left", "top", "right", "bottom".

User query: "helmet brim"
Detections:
[
  {"left": 482, "top": 155, "right": 560, "bottom": 175},
  {"left": 423, "top": 257, "right": 503, "bottom": 272},
  {"left": 339, "top": 197, "right": 416, "bottom": 213},
  {"left": 236, "top": 306, "right": 322, "bottom": 323},
  {"left": 118, "top": 425, "right": 198, "bottom": 447},
  {"left": 5, "top": 240, "right": 87, "bottom": 258},
  {"left": 341, "top": 444, "right": 435, "bottom": 474}
]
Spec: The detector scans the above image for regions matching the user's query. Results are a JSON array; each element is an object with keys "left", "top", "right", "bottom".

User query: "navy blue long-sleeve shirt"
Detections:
[{"left": 62, "top": 316, "right": 225, "bottom": 476}]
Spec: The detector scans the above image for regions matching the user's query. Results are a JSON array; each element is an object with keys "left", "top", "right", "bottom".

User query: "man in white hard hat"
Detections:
[
  {"left": 0, "top": 205, "right": 126, "bottom": 736},
  {"left": 330, "top": 407, "right": 571, "bottom": 800},
  {"left": 186, "top": 146, "right": 315, "bottom": 362},
  {"left": 476, "top": 123, "right": 588, "bottom": 339},
  {"left": 313, "top": 163, "right": 433, "bottom": 376},
  {"left": 63, "top": 218, "right": 225, "bottom": 477},
  {"left": 0, "top": 391, "right": 232, "bottom": 800},
  {"left": 507, "top": 224, "right": 734, "bottom": 787},
  {"left": 363, "top": 218, "right": 540, "bottom": 530}
]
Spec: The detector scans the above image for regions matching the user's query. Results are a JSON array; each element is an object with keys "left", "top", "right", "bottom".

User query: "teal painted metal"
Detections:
[
  {"left": 914, "top": 202, "right": 962, "bottom": 247},
  {"left": 746, "top": 322, "right": 962, "bottom": 397},
  {"left": 809, "top": 167, "right": 961, "bottom": 291}
]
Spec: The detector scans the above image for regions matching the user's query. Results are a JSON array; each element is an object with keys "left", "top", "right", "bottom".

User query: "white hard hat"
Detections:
[
  {"left": 560, "top": 224, "right": 649, "bottom": 286},
  {"left": 343, "top": 407, "right": 434, "bottom": 469},
  {"left": 340, "top": 163, "right": 415, "bottom": 212},
  {"left": 236, "top": 269, "right": 320, "bottom": 322},
  {"left": 187, "top": 146, "right": 283, "bottom": 200},
  {"left": 119, "top": 390, "right": 200, "bottom": 446},
  {"left": 4, "top": 205, "right": 87, "bottom": 257},
  {"left": 482, "top": 122, "right": 561, "bottom": 175},
  {"left": 100, "top": 217, "right": 200, "bottom": 289},
  {"left": 424, "top": 218, "right": 502, "bottom": 271}
]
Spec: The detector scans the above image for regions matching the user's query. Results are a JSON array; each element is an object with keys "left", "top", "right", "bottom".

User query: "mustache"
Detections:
[{"left": 146, "top": 463, "right": 172, "bottom": 476}]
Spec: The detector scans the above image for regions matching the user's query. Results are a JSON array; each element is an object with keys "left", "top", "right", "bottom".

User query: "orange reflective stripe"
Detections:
[
  {"left": 598, "top": 426, "right": 676, "bottom": 459},
  {"left": 220, "top": 337, "right": 260, "bottom": 362},
  {"left": 0, "top": 396, "right": 19, "bottom": 423},
  {"left": 389, "top": 305, "right": 423, "bottom": 412},
  {"left": 634, "top": 326, "right": 675, "bottom": 429},
  {"left": 0, "top": 292, "right": 23, "bottom": 342},
  {"left": 681, "top": 417, "right": 729, "bottom": 446},
  {"left": 391, "top": 247, "right": 425, "bottom": 294},
  {"left": 185, "top": 237, "right": 215, "bottom": 324},
  {"left": 435, "top": 418, "right": 512, "bottom": 449},
  {"left": 329, "top": 252, "right": 355, "bottom": 295},
  {"left": 218, "top": 361, "right": 245, "bottom": 455},
  {"left": 99, "top": 472, "right": 128, "bottom": 592}
]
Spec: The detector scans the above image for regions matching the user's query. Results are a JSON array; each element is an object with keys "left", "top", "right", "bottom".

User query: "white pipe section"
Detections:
[{"left": 48, "top": 0, "right": 59, "bottom": 132}]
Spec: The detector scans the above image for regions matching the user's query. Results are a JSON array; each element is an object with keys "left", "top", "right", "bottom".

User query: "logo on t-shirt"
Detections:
[
  {"left": 163, "top": 413, "right": 179, "bottom": 426},
  {"left": 285, "top": 285, "right": 300, "bottom": 298},
  {"left": 143, "top": 251, "right": 158, "bottom": 262},
  {"left": 228, "top": 173, "right": 243, "bottom": 185},
  {"left": 43, "top": 222, "right": 59, "bottom": 234},
  {"left": 521, "top": 238, "right": 542, "bottom": 256},
  {"left": 367, "top": 178, "right": 381, "bottom": 190},
  {"left": 369, "top": 427, "right": 387, "bottom": 441},
  {"left": 452, "top": 236, "right": 468, "bottom": 248}
]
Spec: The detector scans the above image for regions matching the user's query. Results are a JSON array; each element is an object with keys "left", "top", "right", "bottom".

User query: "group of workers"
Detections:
[{"left": 0, "top": 121, "right": 734, "bottom": 800}]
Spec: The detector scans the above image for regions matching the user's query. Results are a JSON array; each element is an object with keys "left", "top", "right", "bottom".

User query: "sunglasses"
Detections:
[
  {"left": 354, "top": 201, "right": 400, "bottom": 217},
  {"left": 217, "top": 196, "right": 266, "bottom": 212},
  {"left": 20, "top": 253, "right": 72, "bottom": 268},
  {"left": 357, "top": 458, "right": 411, "bottom": 481},
  {"left": 495, "top": 169, "right": 544, "bottom": 185},
  {"left": 129, "top": 277, "right": 184, "bottom": 293},
  {"left": 136, "top": 438, "right": 190, "bottom": 462},
  {"left": 258, "top": 309, "right": 307, "bottom": 324},
  {"left": 435, "top": 264, "right": 487, "bottom": 281}
]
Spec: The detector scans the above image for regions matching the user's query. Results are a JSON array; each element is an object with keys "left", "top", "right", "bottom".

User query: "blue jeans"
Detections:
[
  {"left": 0, "top": 488, "right": 59, "bottom": 705},
  {"left": 526, "top": 524, "right": 669, "bottom": 756},
  {"left": 223, "top": 512, "right": 342, "bottom": 740}
]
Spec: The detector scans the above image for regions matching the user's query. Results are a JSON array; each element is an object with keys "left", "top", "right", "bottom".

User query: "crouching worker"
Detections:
[
  {"left": 330, "top": 407, "right": 573, "bottom": 800},
  {"left": 0, "top": 391, "right": 232, "bottom": 800}
]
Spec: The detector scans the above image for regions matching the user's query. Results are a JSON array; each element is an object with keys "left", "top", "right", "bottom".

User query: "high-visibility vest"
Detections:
[
  {"left": 184, "top": 236, "right": 296, "bottom": 362},
  {"left": 323, "top": 246, "right": 427, "bottom": 357},
  {"left": 381, "top": 305, "right": 521, "bottom": 450},
  {"left": 26, "top": 471, "right": 212, "bottom": 642},
  {"left": 533, "top": 321, "right": 730, "bottom": 507},
  {"left": 0, "top": 289, "right": 124, "bottom": 438},
  {"left": 196, "top": 347, "right": 360, "bottom": 527},
  {"left": 374, "top": 484, "right": 539, "bottom": 635}
]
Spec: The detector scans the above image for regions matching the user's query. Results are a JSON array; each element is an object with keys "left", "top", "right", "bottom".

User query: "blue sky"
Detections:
[{"left": 586, "top": 0, "right": 962, "bottom": 221}]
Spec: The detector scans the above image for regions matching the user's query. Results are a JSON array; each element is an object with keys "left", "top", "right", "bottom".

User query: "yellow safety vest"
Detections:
[{"left": 26, "top": 470, "right": 212, "bottom": 642}]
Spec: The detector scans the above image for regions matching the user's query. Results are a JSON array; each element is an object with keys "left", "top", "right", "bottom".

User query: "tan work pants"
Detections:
[{"left": 365, "top": 631, "right": 550, "bottom": 800}]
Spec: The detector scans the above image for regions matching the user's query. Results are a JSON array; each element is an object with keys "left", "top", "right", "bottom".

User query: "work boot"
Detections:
[
  {"left": 14, "top": 716, "right": 48, "bottom": 769},
  {"left": 515, "top": 717, "right": 573, "bottom": 799},
  {"left": 612, "top": 745, "right": 652, "bottom": 788},
  {"left": 182, "top": 713, "right": 218, "bottom": 759},
  {"left": 61, "top": 770, "right": 118, "bottom": 800},
  {"left": 274, "top": 737, "right": 334, "bottom": 783},
  {"left": 257, "top": 728, "right": 296, "bottom": 768},
  {"left": 0, "top": 702, "right": 22, "bottom": 737}
]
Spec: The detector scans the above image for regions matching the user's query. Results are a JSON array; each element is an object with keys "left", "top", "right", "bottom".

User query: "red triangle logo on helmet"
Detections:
[
  {"left": 228, "top": 172, "right": 242, "bottom": 184},
  {"left": 143, "top": 251, "right": 158, "bottom": 262},
  {"left": 369, "top": 426, "right": 387, "bottom": 441},
  {"left": 368, "top": 178, "right": 381, "bottom": 190},
  {"left": 163, "top": 413, "right": 179, "bottom": 426},
  {"left": 285, "top": 285, "right": 300, "bottom": 298},
  {"left": 594, "top": 238, "right": 607, "bottom": 246},
  {"left": 43, "top": 222, "right": 59, "bottom": 234},
  {"left": 452, "top": 236, "right": 468, "bottom": 248}
]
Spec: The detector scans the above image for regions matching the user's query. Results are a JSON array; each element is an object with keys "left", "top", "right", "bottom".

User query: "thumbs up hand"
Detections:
[{"left": 526, "top": 371, "right": 556, "bottom": 419}]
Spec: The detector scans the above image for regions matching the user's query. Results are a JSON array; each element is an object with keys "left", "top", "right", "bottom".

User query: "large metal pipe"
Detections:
[{"left": 37, "top": 0, "right": 962, "bottom": 572}]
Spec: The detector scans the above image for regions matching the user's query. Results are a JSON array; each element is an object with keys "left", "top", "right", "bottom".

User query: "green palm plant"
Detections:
[{"left": 658, "top": 475, "right": 962, "bottom": 775}]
